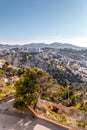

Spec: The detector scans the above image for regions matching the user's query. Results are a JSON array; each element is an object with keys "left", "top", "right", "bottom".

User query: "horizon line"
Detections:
[{"left": 0, "top": 42, "right": 87, "bottom": 48}]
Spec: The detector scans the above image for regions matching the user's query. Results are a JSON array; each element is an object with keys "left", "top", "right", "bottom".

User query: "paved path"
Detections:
[{"left": 0, "top": 98, "right": 68, "bottom": 130}]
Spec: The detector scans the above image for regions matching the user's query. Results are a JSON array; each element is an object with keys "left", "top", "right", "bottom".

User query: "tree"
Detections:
[
  {"left": 14, "top": 67, "right": 59, "bottom": 111},
  {"left": 14, "top": 67, "right": 40, "bottom": 110},
  {"left": 63, "top": 79, "right": 69, "bottom": 87}
]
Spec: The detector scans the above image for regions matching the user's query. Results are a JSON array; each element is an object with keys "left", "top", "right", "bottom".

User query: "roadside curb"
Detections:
[
  {"left": 0, "top": 96, "right": 77, "bottom": 130},
  {"left": 0, "top": 95, "right": 15, "bottom": 104},
  {"left": 28, "top": 106, "right": 77, "bottom": 130}
]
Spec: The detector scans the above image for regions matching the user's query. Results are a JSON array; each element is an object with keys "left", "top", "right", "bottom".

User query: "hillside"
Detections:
[
  {"left": 0, "top": 48, "right": 87, "bottom": 129},
  {"left": 0, "top": 42, "right": 85, "bottom": 50}
]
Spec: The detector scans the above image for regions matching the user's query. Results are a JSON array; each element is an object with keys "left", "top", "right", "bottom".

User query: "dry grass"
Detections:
[{"left": 0, "top": 85, "right": 15, "bottom": 100}]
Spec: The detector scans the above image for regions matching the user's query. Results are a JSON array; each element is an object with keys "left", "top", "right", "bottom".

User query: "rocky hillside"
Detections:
[{"left": 0, "top": 50, "right": 81, "bottom": 84}]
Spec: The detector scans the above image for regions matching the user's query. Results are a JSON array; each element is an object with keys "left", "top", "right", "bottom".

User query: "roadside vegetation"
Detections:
[
  {"left": 0, "top": 59, "right": 87, "bottom": 129},
  {"left": 0, "top": 85, "right": 15, "bottom": 100}
]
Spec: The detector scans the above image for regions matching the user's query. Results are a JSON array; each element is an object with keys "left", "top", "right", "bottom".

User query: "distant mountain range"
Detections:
[{"left": 0, "top": 42, "right": 86, "bottom": 50}]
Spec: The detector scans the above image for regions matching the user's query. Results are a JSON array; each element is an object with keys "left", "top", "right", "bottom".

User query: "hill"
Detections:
[{"left": 0, "top": 42, "right": 85, "bottom": 50}]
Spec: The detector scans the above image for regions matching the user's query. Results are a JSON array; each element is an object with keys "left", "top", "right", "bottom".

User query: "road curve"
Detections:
[{"left": 0, "top": 98, "right": 68, "bottom": 130}]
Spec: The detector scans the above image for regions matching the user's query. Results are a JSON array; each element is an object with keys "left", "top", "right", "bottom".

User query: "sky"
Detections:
[{"left": 0, "top": 0, "right": 87, "bottom": 47}]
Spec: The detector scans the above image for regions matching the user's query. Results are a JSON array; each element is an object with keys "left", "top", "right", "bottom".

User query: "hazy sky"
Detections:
[{"left": 0, "top": 0, "right": 87, "bottom": 47}]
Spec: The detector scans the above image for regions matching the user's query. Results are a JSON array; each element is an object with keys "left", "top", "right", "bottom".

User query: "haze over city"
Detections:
[{"left": 0, "top": 0, "right": 87, "bottom": 47}]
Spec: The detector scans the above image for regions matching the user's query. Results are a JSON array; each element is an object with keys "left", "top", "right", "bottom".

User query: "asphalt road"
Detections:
[{"left": 0, "top": 98, "right": 68, "bottom": 130}]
